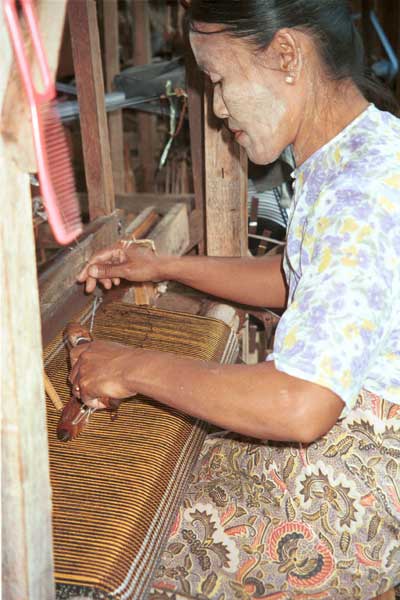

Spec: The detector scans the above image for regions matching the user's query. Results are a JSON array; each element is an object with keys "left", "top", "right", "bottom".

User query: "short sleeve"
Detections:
[{"left": 270, "top": 207, "right": 395, "bottom": 411}]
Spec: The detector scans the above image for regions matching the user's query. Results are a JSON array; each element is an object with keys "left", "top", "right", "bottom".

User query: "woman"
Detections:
[{"left": 73, "top": 1, "right": 400, "bottom": 598}]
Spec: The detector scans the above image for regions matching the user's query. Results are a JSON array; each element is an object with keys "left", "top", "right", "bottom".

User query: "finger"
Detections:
[
  {"left": 112, "top": 278, "right": 121, "bottom": 286},
  {"left": 99, "top": 278, "right": 112, "bottom": 290},
  {"left": 69, "top": 348, "right": 90, "bottom": 384},
  {"left": 85, "top": 275, "right": 98, "bottom": 294},
  {"left": 69, "top": 359, "right": 80, "bottom": 386},
  {"left": 88, "top": 263, "right": 127, "bottom": 281},
  {"left": 77, "top": 247, "right": 122, "bottom": 282},
  {"left": 69, "top": 345, "right": 88, "bottom": 367},
  {"left": 80, "top": 393, "right": 108, "bottom": 410}
]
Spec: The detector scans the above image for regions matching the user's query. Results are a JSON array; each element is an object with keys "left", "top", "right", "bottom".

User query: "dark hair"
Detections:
[{"left": 187, "top": 0, "right": 398, "bottom": 114}]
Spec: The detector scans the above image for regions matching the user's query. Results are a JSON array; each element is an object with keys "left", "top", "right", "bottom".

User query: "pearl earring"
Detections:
[{"left": 285, "top": 74, "right": 295, "bottom": 84}]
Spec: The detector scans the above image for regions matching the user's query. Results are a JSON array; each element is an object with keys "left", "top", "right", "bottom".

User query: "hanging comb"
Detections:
[{"left": 4, "top": 0, "right": 83, "bottom": 245}]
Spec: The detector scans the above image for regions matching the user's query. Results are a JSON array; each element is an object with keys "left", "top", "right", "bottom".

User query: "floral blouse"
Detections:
[{"left": 269, "top": 104, "right": 400, "bottom": 412}]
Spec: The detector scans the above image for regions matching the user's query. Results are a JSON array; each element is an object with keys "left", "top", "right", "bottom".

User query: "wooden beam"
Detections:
[
  {"left": 132, "top": 0, "right": 156, "bottom": 192},
  {"left": 1, "top": 3, "right": 59, "bottom": 597},
  {"left": 203, "top": 79, "right": 248, "bottom": 257},
  {"left": 124, "top": 206, "right": 160, "bottom": 238},
  {"left": 115, "top": 192, "right": 194, "bottom": 214},
  {"left": 103, "top": 0, "right": 125, "bottom": 194},
  {"left": 186, "top": 46, "right": 205, "bottom": 253},
  {"left": 148, "top": 203, "right": 190, "bottom": 255},
  {"left": 68, "top": 0, "right": 115, "bottom": 219},
  {"left": 39, "top": 211, "right": 124, "bottom": 321}
]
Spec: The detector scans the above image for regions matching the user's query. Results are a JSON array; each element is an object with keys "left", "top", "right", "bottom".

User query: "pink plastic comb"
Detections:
[{"left": 4, "top": 0, "right": 83, "bottom": 245}]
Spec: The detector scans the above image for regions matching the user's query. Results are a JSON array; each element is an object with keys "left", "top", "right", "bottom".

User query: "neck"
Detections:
[{"left": 293, "top": 80, "right": 369, "bottom": 167}]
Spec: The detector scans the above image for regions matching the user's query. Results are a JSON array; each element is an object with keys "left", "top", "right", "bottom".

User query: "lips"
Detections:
[
  {"left": 227, "top": 122, "right": 245, "bottom": 141},
  {"left": 233, "top": 130, "right": 244, "bottom": 141}
]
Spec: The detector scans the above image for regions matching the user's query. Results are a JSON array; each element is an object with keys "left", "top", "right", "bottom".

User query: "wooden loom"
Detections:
[
  {"left": 44, "top": 302, "right": 238, "bottom": 599},
  {"left": 4, "top": 2, "right": 394, "bottom": 599},
  {"left": 1, "top": 1, "right": 247, "bottom": 598}
]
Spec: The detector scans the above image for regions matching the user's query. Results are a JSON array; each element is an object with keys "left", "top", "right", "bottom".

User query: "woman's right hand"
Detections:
[{"left": 77, "top": 240, "right": 166, "bottom": 293}]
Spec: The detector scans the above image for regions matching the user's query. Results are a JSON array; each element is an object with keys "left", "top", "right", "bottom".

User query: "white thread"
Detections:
[{"left": 89, "top": 296, "right": 103, "bottom": 333}]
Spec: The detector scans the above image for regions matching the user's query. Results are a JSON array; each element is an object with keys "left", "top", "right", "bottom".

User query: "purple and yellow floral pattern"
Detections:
[{"left": 269, "top": 104, "right": 400, "bottom": 412}]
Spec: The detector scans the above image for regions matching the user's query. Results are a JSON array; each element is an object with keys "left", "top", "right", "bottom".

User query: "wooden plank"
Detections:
[
  {"left": 187, "top": 208, "right": 204, "bottom": 252},
  {"left": 68, "top": 0, "right": 115, "bottom": 219},
  {"left": 132, "top": 0, "right": 156, "bottom": 192},
  {"left": 103, "top": 0, "right": 125, "bottom": 194},
  {"left": 1, "top": 3, "right": 58, "bottom": 596},
  {"left": 185, "top": 46, "right": 205, "bottom": 253},
  {"left": 124, "top": 206, "right": 160, "bottom": 238},
  {"left": 41, "top": 284, "right": 93, "bottom": 348},
  {"left": 149, "top": 203, "right": 190, "bottom": 255},
  {"left": 39, "top": 211, "right": 124, "bottom": 321},
  {"left": 203, "top": 79, "right": 248, "bottom": 257},
  {"left": 115, "top": 192, "right": 195, "bottom": 214}
]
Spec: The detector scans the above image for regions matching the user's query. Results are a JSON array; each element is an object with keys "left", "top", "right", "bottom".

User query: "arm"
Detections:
[
  {"left": 77, "top": 242, "right": 287, "bottom": 309},
  {"left": 70, "top": 341, "right": 343, "bottom": 444},
  {"left": 163, "top": 253, "right": 287, "bottom": 308}
]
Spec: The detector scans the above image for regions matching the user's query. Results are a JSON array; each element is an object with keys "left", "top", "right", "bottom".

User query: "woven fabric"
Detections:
[
  {"left": 149, "top": 390, "right": 400, "bottom": 600},
  {"left": 44, "top": 303, "right": 238, "bottom": 600}
]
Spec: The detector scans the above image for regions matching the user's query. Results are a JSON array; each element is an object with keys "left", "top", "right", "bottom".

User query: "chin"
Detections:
[{"left": 246, "top": 147, "right": 282, "bottom": 166}]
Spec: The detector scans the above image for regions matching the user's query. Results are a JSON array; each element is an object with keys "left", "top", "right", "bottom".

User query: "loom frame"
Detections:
[{"left": 1, "top": 1, "right": 248, "bottom": 598}]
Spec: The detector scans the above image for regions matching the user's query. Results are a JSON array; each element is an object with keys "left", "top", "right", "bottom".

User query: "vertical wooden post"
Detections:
[
  {"left": 186, "top": 47, "right": 205, "bottom": 254},
  {"left": 68, "top": 0, "right": 115, "bottom": 220},
  {"left": 0, "top": 2, "right": 63, "bottom": 597},
  {"left": 132, "top": 0, "right": 156, "bottom": 192},
  {"left": 203, "top": 79, "right": 248, "bottom": 257},
  {"left": 103, "top": 0, "right": 125, "bottom": 194}
]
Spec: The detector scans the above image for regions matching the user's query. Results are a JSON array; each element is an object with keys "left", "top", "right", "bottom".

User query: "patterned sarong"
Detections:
[{"left": 149, "top": 390, "right": 400, "bottom": 600}]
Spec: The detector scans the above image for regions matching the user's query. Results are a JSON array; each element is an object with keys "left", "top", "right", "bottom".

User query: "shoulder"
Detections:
[{"left": 314, "top": 107, "right": 400, "bottom": 223}]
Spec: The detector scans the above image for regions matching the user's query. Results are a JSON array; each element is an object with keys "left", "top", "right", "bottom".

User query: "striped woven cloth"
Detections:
[{"left": 44, "top": 302, "right": 238, "bottom": 599}]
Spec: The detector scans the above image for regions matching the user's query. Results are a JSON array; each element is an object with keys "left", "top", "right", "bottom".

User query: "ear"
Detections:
[{"left": 273, "top": 30, "right": 302, "bottom": 81}]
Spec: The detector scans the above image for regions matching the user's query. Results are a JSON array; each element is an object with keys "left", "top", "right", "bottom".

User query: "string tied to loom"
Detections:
[{"left": 89, "top": 291, "right": 103, "bottom": 333}]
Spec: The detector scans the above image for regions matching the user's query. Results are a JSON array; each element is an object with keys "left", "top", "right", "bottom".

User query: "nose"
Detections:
[{"left": 213, "top": 85, "right": 229, "bottom": 120}]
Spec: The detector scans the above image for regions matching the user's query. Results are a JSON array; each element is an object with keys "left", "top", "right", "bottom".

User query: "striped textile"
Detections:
[{"left": 44, "top": 302, "right": 238, "bottom": 599}]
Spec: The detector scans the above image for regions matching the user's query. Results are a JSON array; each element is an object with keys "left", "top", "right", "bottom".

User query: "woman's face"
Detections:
[{"left": 190, "top": 25, "right": 304, "bottom": 165}]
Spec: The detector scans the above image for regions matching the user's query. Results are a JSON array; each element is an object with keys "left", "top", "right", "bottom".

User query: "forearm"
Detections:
[
  {"left": 125, "top": 350, "right": 343, "bottom": 443},
  {"left": 160, "top": 254, "right": 287, "bottom": 308}
]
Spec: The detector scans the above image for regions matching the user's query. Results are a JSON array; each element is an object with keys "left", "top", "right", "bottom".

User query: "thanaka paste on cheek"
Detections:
[{"left": 190, "top": 29, "right": 292, "bottom": 166}]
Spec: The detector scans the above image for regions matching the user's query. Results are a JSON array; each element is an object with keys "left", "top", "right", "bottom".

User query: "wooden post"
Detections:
[
  {"left": 103, "top": 0, "right": 125, "bottom": 194},
  {"left": 203, "top": 79, "right": 248, "bottom": 257},
  {"left": 186, "top": 46, "right": 205, "bottom": 254},
  {"left": 68, "top": 0, "right": 115, "bottom": 220},
  {"left": 0, "top": 2, "right": 65, "bottom": 597},
  {"left": 132, "top": 0, "right": 156, "bottom": 192}
]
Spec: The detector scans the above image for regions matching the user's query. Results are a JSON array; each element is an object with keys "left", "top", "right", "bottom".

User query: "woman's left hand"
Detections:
[{"left": 69, "top": 340, "right": 138, "bottom": 409}]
